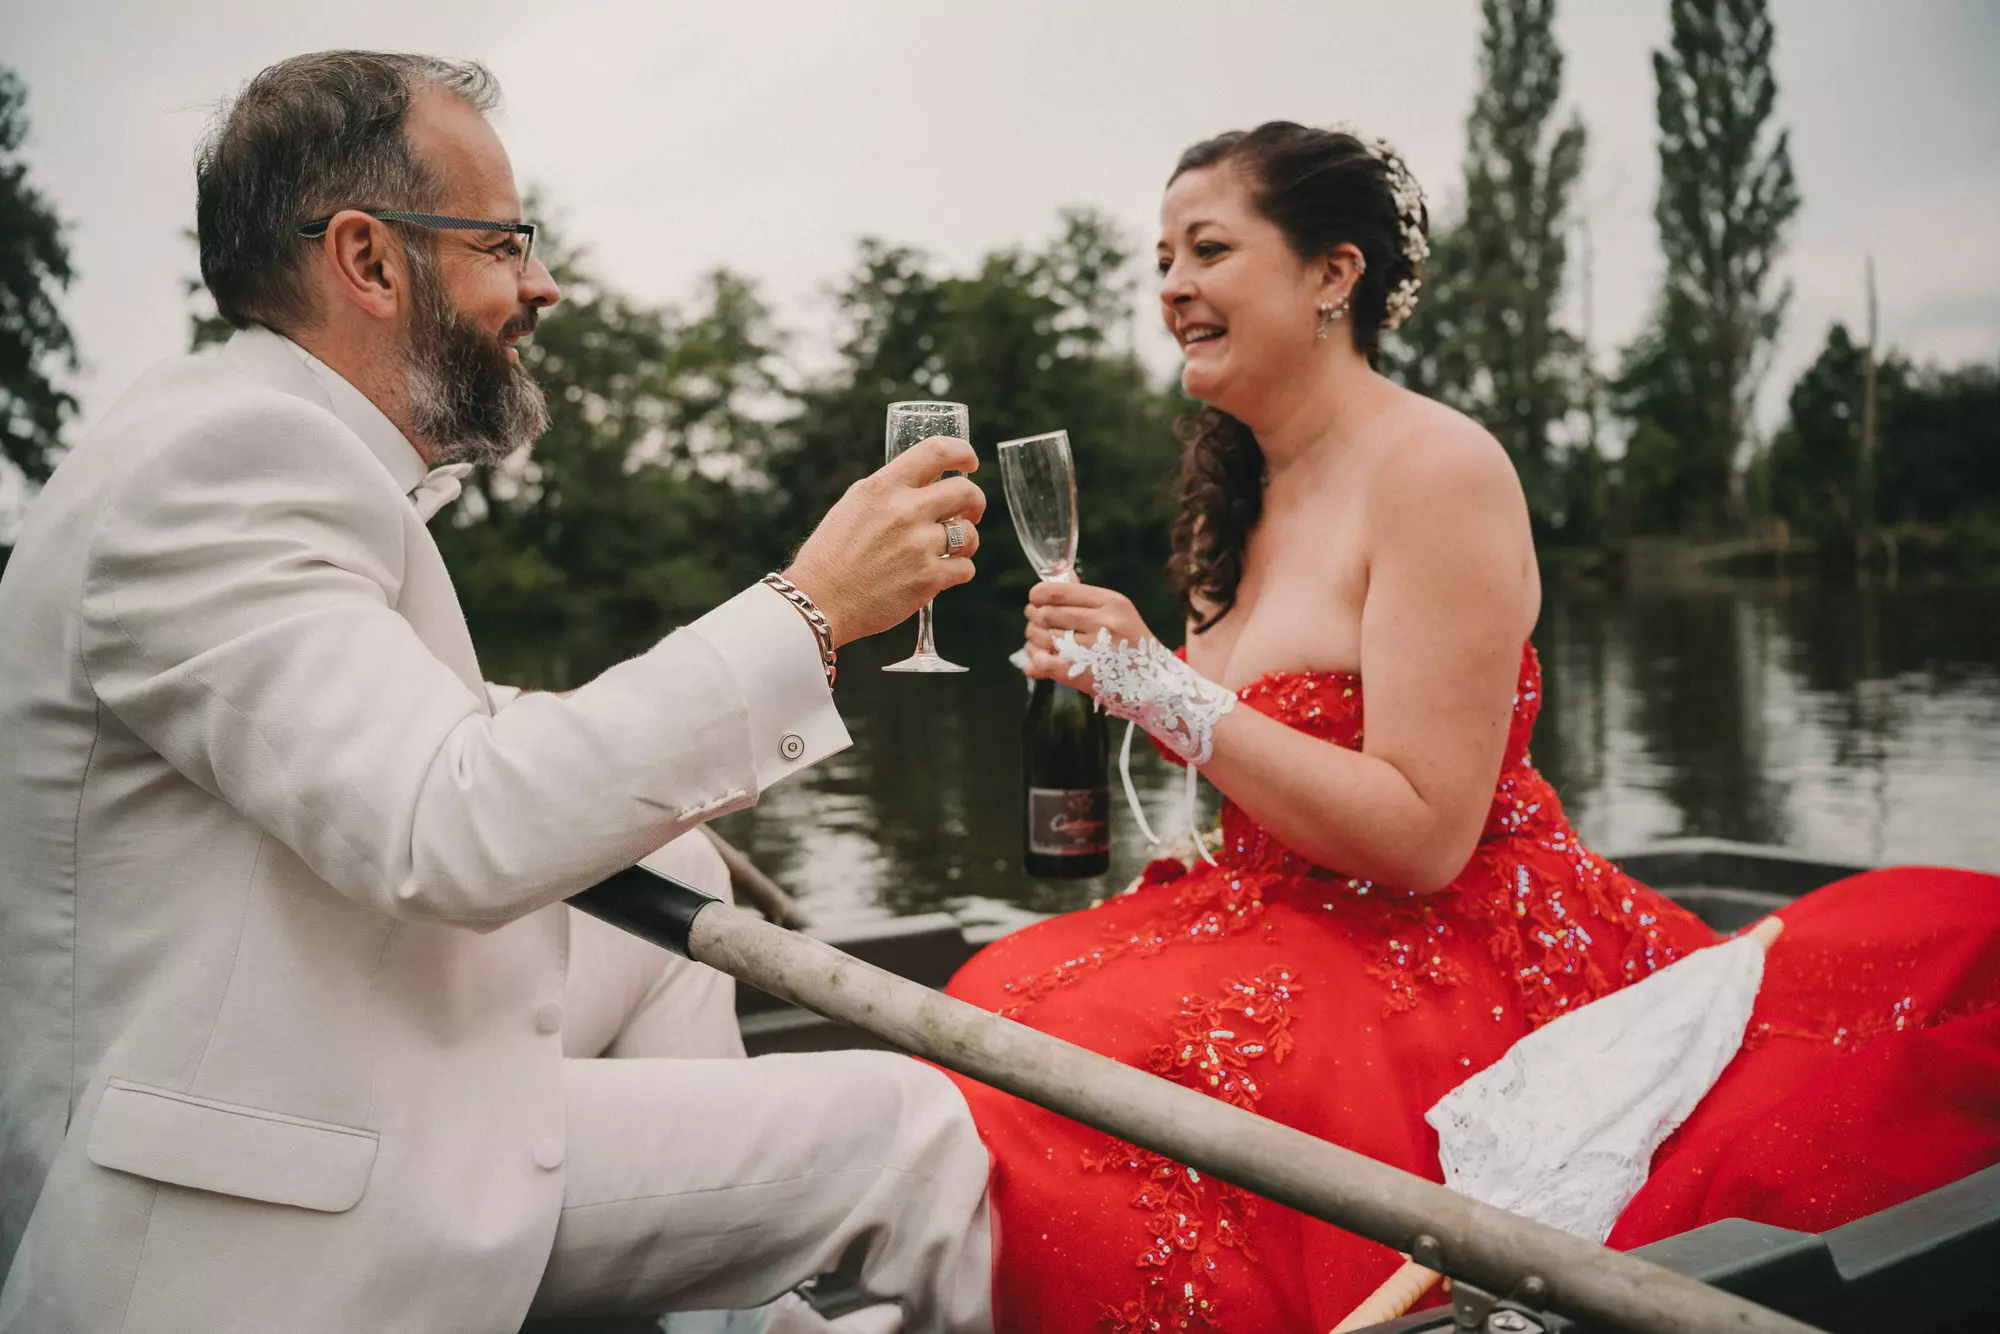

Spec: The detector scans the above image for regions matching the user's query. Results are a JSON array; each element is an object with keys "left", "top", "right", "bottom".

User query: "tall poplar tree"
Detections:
[
  {"left": 0, "top": 67, "right": 77, "bottom": 490},
  {"left": 1454, "top": 0, "right": 1588, "bottom": 530},
  {"left": 1620, "top": 0, "right": 1799, "bottom": 533}
]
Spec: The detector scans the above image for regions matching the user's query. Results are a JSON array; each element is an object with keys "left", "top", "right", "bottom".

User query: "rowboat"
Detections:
[{"left": 717, "top": 839, "right": 1999, "bottom": 1334}]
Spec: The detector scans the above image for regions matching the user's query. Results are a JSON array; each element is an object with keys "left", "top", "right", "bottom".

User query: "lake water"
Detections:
[{"left": 702, "top": 578, "right": 2000, "bottom": 933}]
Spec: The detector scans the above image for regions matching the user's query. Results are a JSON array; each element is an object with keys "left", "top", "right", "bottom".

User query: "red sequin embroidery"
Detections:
[
  {"left": 1001, "top": 648, "right": 1699, "bottom": 1028},
  {"left": 1085, "top": 969, "right": 1301, "bottom": 1332},
  {"left": 992, "top": 647, "right": 1707, "bottom": 1329}
]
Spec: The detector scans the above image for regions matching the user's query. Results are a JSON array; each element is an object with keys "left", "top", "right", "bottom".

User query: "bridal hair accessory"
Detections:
[
  {"left": 1331, "top": 124, "right": 1429, "bottom": 332},
  {"left": 1056, "top": 628, "right": 1237, "bottom": 868},
  {"left": 761, "top": 572, "right": 838, "bottom": 687}
]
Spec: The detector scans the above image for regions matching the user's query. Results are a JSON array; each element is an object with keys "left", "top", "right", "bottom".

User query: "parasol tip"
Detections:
[{"left": 1745, "top": 915, "right": 1785, "bottom": 952}]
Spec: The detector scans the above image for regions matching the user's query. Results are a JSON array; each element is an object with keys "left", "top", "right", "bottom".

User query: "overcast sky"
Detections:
[{"left": 7, "top": 0, "right": 1998, "bottom": 455}]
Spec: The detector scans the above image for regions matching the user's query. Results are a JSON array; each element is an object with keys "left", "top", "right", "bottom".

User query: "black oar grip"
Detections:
[{"left": 570, "top": 863, "right": 721, "bottom": 959}]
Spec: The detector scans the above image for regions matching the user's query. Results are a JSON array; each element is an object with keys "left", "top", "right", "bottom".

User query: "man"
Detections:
[{"left": 0, "top": 52, "right": 993, "bottom": 1334}]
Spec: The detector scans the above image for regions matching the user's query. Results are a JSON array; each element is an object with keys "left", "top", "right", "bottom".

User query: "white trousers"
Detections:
[{"left": 529, "top": 834, "right": 994, "bottom": 1334}]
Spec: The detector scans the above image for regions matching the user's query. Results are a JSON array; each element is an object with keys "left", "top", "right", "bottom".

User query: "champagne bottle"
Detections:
[{"left": 1022, "top": 674, "right": 1111, "bottom": 879}]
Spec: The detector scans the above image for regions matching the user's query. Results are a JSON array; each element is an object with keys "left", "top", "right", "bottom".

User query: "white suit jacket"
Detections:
[{"left": 0, "top": 326, "right": 849, "bottom": 1332}]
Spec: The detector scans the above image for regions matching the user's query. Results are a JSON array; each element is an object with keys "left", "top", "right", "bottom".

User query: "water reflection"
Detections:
[
  {"left": 478, "top": 580, "right": 2000, "bottom": 928},
  {"left": 1532, "top": 580, "right": 2000, "bottom": 871}
]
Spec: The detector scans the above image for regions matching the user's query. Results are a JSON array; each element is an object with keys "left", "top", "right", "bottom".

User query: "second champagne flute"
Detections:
[
  {"left": 996, "top": 429, "right": 1078, "bottom": 584},
  {"left": 882, "top": 400, "right": 972, "bottom": 674},
  {"left": 998, "top": 429, "right": 1110, "bottom": 879}
]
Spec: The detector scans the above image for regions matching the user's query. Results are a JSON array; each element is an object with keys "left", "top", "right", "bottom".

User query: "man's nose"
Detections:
[{"left": 520, "top": 256, "right": 561, "bottom": 311}]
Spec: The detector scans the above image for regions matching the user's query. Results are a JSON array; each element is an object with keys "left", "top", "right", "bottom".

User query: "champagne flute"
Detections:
[
  {"left": 999, "top": 429, "right": 1111, "bottom": 878},
  {"left": 882, "top": 400, "right": 972, "bottom": 674},
  {"left": 996, "top": 430, "right": 1078, "bottom": 582}
]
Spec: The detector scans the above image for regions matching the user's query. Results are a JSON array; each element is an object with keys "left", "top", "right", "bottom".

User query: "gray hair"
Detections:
[{"left": 195, "top": 51, "right": 500, "bottom": 332}]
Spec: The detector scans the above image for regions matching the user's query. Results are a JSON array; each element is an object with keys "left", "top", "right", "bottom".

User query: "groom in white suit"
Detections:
[{"left": 0, "top": 51, "right": 994, "bottom": 1334}]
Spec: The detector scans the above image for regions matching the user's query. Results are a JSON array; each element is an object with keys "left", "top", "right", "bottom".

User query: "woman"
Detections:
[{"left": 942, "top": 122, "right": 2000, "bottom": 1333}]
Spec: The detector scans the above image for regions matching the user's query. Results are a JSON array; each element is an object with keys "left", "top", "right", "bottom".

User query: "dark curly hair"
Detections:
[{"left": 1165, "top": 122, "right": 1428, "bottom": 633}]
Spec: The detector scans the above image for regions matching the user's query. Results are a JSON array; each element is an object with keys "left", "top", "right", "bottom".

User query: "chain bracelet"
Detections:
[{"left": 761, "top": 573, "right": 837, "bottom": 688}]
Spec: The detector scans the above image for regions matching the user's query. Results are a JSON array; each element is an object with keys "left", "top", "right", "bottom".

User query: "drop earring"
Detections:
[{"left": 1315, "top": 296, "right": 1349, "bottom": 341}]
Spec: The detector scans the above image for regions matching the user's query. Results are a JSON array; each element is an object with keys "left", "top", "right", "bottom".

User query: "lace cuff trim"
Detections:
[{"left": 1056, "top": 629, "right": 1237, "bottom": 765}]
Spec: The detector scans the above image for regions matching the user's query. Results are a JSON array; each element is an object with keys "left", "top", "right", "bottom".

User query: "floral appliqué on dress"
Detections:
[
  {"left": 969, "top": 648, "right": 1714, "bottom": 1331},
  {"left": 1086, "top": 969, "right": 1300, "bottom": 1333}
]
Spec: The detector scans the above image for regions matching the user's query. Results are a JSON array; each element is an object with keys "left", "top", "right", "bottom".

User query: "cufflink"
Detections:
[{"left": 780, "top": 733, "right": 806, "bottom": 761}]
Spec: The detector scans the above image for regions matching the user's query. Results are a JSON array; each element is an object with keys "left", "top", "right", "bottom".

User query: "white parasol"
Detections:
[{"left": 1332, "top": 916, "right": 1784, "bottom": 1331}]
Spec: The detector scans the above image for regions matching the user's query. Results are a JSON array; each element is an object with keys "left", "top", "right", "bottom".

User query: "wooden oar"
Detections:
[
  {"left": 571, "top": 864, "right": 1825, "bottom": 1334},
  {"left": 700, "top": 826, "right": 808, "bottom": 927}
]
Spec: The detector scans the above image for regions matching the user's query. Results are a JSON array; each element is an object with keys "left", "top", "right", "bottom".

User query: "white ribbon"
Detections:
[{"left": 1054, "top": 629, "right": 1235, "bottom": 868}]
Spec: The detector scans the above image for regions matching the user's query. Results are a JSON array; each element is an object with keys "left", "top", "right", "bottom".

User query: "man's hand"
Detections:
[{"left": 784, "top": 436, "right": 985, "bottom": 648}]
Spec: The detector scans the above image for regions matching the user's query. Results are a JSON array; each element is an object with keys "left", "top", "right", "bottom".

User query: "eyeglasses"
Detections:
[{"left": 297, "top": 210, "right": 539, "bottom": 274}]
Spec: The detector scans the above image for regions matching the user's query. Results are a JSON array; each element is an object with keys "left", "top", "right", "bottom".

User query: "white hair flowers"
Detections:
[{"left": 1333, "top": 125, "right": 1429, "bottom": 332}]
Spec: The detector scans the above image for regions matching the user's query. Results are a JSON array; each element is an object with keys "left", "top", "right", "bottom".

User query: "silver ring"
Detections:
[{"left": 941, "top": 518, "right": 968, "bottom": 557}]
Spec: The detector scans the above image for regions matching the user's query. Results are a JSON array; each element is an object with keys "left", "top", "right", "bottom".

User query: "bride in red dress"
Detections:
[{"left": 941, "top": 122, "right": 2000, "bottom": 1333}]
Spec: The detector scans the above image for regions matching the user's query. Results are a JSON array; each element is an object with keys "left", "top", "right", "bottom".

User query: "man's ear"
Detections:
[{"left": 317, "top": 210, "right": 406, "bottom": 320}]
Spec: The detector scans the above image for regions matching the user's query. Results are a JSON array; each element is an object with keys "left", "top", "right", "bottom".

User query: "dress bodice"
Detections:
[
  {"left": 1217, "top": 644, "right": 1551, "bottom": 878},
  {"left": 1123, "top": 640, "right": 1702, "bottom": 1029}
]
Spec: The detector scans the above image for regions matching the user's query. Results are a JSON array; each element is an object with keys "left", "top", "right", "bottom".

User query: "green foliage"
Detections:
[
  {"left": 1766, "top": 322, "right": 1869, "bottom": 540},
  {"left": 774, "top": 209, "right": 1183, "bottom": 627},
  {"left": 1385, "top": 222, "right": 1480, "bottom": 413},
  {"left": 1384, "top": 0, "right": 1594, "bottom": 540},
  {"left": 1458, "top": 0, "right": 1590, "bottom": 528},
  {"left": 1610, "top": 286, "right": 1734, "bottom": 534},
  {"left": 0, "top": 67, "right": 77, "bottom": 487},
  {"left": 434, "top": 232, "right": 795, "bottom": 685},
  {"left": 183, "top": 229, "right": 233, "bottom": 349},
  {"left": 432, "top": 206, "right": 1182, "bottom": 686},
  {"left": 1617, "top": 0, "right": 1799, "bottom": 532},
  {"left": 1766, "top": 323, "right": 1999, "bottom": 551},
  {"left": 1877, "top": 361, "right": 2000, "bottom": 526}
]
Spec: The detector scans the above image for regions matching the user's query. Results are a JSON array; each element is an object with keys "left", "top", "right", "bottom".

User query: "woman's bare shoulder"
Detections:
[{"left": 1366, "top": 391, "right": 1529, "bottom": 529}]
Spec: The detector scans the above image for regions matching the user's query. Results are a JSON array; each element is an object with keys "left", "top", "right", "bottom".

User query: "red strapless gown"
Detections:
[{"left": 942, "top": 647, "right": 2000, "bottom": 1333}]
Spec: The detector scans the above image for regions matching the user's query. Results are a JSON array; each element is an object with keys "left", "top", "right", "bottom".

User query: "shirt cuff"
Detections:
[{"left": 684, "top": 583, "right": 851, "bottom": 791}]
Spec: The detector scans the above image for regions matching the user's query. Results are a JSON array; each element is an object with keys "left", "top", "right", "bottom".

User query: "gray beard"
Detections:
[{"left": 404, "top": 251, "right": 549, "bottom": 467}]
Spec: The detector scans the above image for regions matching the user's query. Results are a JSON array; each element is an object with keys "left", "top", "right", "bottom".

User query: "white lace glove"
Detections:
[
  {"left": 1055, "top": 629, "right": 1237, "bottom": 765},
  {"left": 1056, "top": 630, "right": 1238, "bottom": 869}
]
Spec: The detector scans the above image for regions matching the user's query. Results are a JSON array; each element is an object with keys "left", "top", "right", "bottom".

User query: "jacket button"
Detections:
[
  {"left": 534, "top": 1139, "right": 565, "bottom": 1171},
  {"left": 779, "top": 733, "right": 805, "bottom": 761},
  {"left": 534, "top": 1002, "right": 563, "bottom": 1035}
]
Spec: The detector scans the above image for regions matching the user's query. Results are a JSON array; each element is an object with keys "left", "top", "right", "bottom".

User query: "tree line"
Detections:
[{"left": 4, "top": 0, "right": 1996, "bottom": 644}]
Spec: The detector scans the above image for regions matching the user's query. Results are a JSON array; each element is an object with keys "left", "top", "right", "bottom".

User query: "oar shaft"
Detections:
[
  {"left": 572, "top": 868, "right": 1823, "bottom": 1334},
  {"left": 700, "top": 826, "right": 807, "bottom": 927}
]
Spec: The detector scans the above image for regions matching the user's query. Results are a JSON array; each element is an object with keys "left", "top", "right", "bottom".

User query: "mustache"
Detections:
[{"left": 502, "top": 308, "right": 539, "bottom": 341}]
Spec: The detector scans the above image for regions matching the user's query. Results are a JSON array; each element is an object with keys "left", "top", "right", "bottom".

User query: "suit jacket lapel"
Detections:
[{"left": 219, "top": 327, "right": 491, "bottom": 700}]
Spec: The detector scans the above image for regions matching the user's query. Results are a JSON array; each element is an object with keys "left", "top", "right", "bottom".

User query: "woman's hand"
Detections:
[{"left": 1022, "top": 581, "right": 1160, "bottom": 694}]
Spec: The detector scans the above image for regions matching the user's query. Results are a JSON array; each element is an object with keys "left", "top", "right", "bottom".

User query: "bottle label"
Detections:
[{"left": 1027, "top": 787, "right": 1111, "bottom": 857}]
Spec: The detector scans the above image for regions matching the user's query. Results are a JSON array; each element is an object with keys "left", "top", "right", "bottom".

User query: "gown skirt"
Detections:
[{"left": 941, "top": 649, "right": 2000, "bottom": 1333}]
